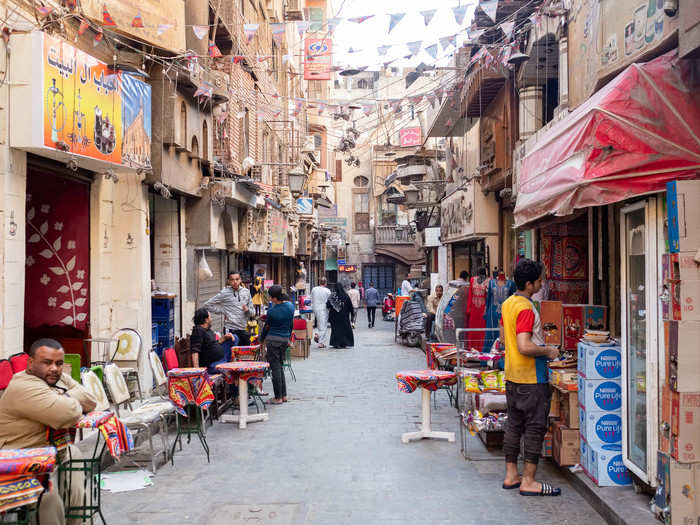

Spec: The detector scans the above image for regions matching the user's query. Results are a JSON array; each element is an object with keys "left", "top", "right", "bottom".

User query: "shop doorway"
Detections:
[
  {"left": 362, "top": 264, "right": 395, "bottom": 300},
  {"left": 24, "top": 167, "right": 90, "bottom": 360},
  {"left": 452, "top": 239, "right": 487, "bottom": 279},
  {"left": 196, "top": 250, "right": 225, "bottom": 333}
]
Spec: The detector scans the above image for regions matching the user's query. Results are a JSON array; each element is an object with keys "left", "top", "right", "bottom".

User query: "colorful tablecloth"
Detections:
[
  {"left": 0, "top": 447, "right": 56, "bottom": 512},
  {"left": 168, "top": 368, "right": 215, "bottom": 416},
  {"left": 216, "top": 361, "right": 269, "bottom": 388},
  {"left": 231, "top": 345, "right": 261, "bottom": 360},
  {"left": 48, "top": 412, "right": 133, "bottom": 459},
  {"left": 426, "top": 343, "right": 456, "bottom": 369},
  {"left": 396, "top": 370, "right": 457, "bottom": 393}
]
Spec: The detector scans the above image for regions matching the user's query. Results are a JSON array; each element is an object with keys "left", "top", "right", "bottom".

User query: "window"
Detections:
[
  {"left": 202, "top": 120, "right": 208, "bottom": 161},
  {"left": 179, "top": 102, "right": 187, "bottom": 145},
  {"left": 243, "top": 108, "right": 250, "bottom": 157},
  {"left": 191, "top": 136, "right": 199, "bottom": 158},
  {"left": 353, "top": 175, "right": 369, "bottom": 187},
  {"left": 313, "top": 134, "right": 322, "bottom": 149},
  {"left": 272, "top": 41, "right": 279, "bottom": 82},
  {"left": 357, "top": 79, "right": 368, "bottom": 89},
  {"left": 353, "top": 191, "right": 369, "bottom": 232}
]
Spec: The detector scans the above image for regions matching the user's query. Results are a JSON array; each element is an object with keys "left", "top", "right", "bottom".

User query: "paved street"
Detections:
[{"left": 103, "top": 313, "right": 605, "bottom": 525}]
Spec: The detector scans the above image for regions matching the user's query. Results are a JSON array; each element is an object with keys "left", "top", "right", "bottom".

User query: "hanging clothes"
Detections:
[
  {"left": 483, "top": 278, "right": 516, "bottom": 352},
  {"left": 465, "top": 276, "right": 489, "bottom": 350}
]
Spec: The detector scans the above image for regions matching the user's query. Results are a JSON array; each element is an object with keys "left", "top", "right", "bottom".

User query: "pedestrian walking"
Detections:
[
  {"left": 500, "top": 258, "right": 561, "bottom": 496},
  {"left": 364, "top": 282, "right": 380, "bottom": 327},
  {"left": 425, "top": 284, "right": 443, "bottom": 340},
  {"left": 311, "top": 278, "right": 331, "bottom": 348},
  {"left": 204, "top": 270, "right": 255, "bottom": 346},
  {"left": 347, "top": 282, "right": 361, "bottom": 329},
  {"left": 261, "top": 285, "right": 294, "bottom": 404},
  {"left": 327, "top": 282, "right": 354, "bottom": 349}
]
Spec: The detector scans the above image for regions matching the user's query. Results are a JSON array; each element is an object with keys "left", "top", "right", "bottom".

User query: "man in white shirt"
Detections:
[
  {"left": 310, "top": 277, "right": 331, "bottom": 348},
  {"left": 401, "top": 278, "right": 413, "bottom": 297},
  {"left": 347, "top": 282, "right": 361, "bottom": 329}
]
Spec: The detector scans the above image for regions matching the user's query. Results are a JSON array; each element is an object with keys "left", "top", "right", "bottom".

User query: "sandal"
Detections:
[
  {"left": 502, "top": 482, "right": 521, "bottom": 490},
  {"left": 520, "top": 482, "right": 561, "bottom": 497},
  {"left": 268, "top": 398, "right": 283, "bottom": 405},
  {"left": 282, "top": 397, "right": 288, "bottom": 403}
]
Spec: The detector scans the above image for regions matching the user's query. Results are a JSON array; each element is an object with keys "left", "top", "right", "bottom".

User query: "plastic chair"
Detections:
[
  {"left": 110, "top": 329, "right": 144, "bottom": 401},
  {"left": 284, "top": 345, "right": 296, "bottom": 382},
  {"left": 162, "top": 348, "right": 179, "bottom": 372},
  {"left": 0, "top": 359, "right": 13, "bottom": 392},
  {"left": 90, "top": 365, "right": 104, "bottom": 384},
  {"left": 81, "top": 370, "right": 111, "bottom": 412},
  {"left": 9, "top": 352, "right": 28, "bottom": 373},
  {"left": 63, "top": 354, "right": 81, "bottom": 382}
]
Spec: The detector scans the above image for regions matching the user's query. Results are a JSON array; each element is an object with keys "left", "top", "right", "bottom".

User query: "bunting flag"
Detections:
[
  {"left": 425, "top": 43, "right": 438, "bottom": 59},
  {"left": 439, "top": 34, "right": 457, "bottom": 51},
  {"left": 420, "top": 9, "right": 437, "bottom": 26},
  {"left": 452, "top": 5, "right": 469, "bottom": 26},
  {"left": 78, "top": 18, "right": 90, "bottom": 35},
  {"left": 363, "top": 104, "right": 373, "bottom": 116},
  {"left": 349, "top": 15, "right": 374, "bottom": 23},
  {"left": 480, "top": 0, "right": 499, "bottom": 23},
  {"left": 215, "top": 113, "right": 228, "bottom": 124},
  {"left": 270, "top": 23, "right": 284, "bottom": 44},
  {"left": 192, "top": 25, "right": 208, "bottom": 40},
  {"left": 257, "top": 110, "right": 266, "bottom": 121},
  {"left": 157, "top": 24, "right": 173, "bottom": 36},
  {"left": 36, "top": 6, "right": 54, "bottom": 17},
  {"left": 500, "top": 20, "right": 514, "bottom": 38},
  {"left": 406, "top": 41, "right": 422, "bottom": 57},
  {"left": 271, "top": 108, "right": 281, "bottom": 117},
  {"left": 258, "top": 55, "right": 272, "bottom": 62},
  {"left": 244, "top": 24, "right": 259, "bottom": 43},
  {"left": 131, "top": 12, "right": 144, "bottom": 28},
  {"left": 292, "top": 100, "right": 303, "bottom": 117},
  {"left": 388, "top": 13, "right": 405, "bottom": 34},
  {"left": 296, "top": 21, "right": 311, "bottom": 37},
  {"left": 409, "top": 95, "right": 424, "bottom": 105},
  {"left": 236, "top": 111, "right": 246, "bottom": 118},
  {"left": 390, "top": 99, "right": 402, "bottom": 113},
  {"left": 93, "top": 29, "right": 103, "bottom": 46},
  {"left": 383, "top": 58, "right": 397, "bottom": 68},
  {"left": 208, "top": 41, "right": 222, "bottom": 58},
  {"left": 327, "top": 18, "right": 341, "bottom": 34},
  {"left": 1, "top": 27, "right": 10, "bottom": 45},
  {"left": 102, "top": 5, "right": 116, "bottom": 26},
  {"left": 377, "top": 45, "right": 392, "bottom": 56},
  {"left": 232, "top": 55, "right": 245, "bottom": 64},
  {"left": 194, "top": 82, "right": 213, "bottom": 98}
]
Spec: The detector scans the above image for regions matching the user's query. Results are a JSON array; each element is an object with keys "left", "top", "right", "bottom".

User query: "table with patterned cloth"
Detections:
[
  {"left": 395, "top": 370, "right": 457, "bottom": 444},
  {"left": 231, "top": 345, "right": 262, "bottom": 361},
  {"left": 167, "top": 368, "right": 215, "bottom": 417},
  {"left": 426, "top": 343, "right": 456, "bottom": 370},
  {"left": 216, "top": 361, "right": 270, "bottom": 429},
  {"left": 0, "top": 447, "right": 56, "bottom": 513}
]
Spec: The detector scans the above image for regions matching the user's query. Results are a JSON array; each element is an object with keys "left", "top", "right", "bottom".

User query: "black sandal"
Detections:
[
  {"left": 520, "top": 482, "right": 561, "bottom": 497},
  {"left": 502, "top": 482, "right": 521, "bottom": 489}
]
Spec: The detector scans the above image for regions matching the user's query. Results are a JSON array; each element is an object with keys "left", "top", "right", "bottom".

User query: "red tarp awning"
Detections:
[{"left": 514, "top": 50, "right": 700, "bottom": 227}]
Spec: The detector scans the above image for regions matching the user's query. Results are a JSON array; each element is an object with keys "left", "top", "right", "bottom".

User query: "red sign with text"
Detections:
[
  {"left": 400, "top": 127, "right": 422, "bottom": 147},
  {"left": 304, "top": 38, "right": 332, "bottom": 81}
]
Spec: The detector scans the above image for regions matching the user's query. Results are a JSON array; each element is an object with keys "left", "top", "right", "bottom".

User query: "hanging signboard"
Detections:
[
  {"left": 269, "top": 209, "right": 288, "bottom": 253},
  {"left": 297, "top": 198, "right": 313, "bottom": 215},
  {"left": 10, "top": 32, "right": 152, "bottom": 170},
  {"left": 304, "top": 38, "right": 332, "bottom": 80},
  {"left": 80, "top": 0, "right": 186, "bottom": 54},
  {"left": 339, "top": 265, "right": 357, "bottom": 272},
  {"left": 400, "top": 126, "right": 422, "bottom": 147}
]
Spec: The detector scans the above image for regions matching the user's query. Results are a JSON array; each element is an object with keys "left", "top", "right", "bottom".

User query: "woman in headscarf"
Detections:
[{"left": 326, "top": 282, "right": 354, "bottom": 348}]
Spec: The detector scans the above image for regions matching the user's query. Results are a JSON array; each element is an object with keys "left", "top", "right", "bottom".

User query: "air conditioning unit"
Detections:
[
  {"left": 284, "top": 0, "right": 304, "bottom": 21},
  {"left": 250, "top": 165, "right": 262, "bottom": 182}
]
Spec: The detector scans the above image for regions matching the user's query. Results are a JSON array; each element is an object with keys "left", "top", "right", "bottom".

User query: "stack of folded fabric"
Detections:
[{"left": 0, "top": 447, "right": 56, "bottom": 512}]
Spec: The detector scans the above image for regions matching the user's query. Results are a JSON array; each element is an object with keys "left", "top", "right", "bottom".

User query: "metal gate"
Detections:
[
  {"left": 362, "top": 264, "right": 395, "bottom": 300},
  {"left": 196, "top": 250, "right": 225, "bottom": 334}
]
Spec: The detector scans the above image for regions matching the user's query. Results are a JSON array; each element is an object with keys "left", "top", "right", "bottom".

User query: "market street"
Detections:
[{"left": 102, "top": 313, "right": 604, "bottom": 525}]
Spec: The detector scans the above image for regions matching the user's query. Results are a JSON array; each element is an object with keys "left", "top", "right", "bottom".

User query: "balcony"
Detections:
[
  {"left": 374, "top": 226, "right": 423, "bottom": 265},
  {"left": 375, "top": 226, "right": 415, "bottom": 245}
]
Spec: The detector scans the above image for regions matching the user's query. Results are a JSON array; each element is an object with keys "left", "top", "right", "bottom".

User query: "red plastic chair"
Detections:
[
  {"left": 0, "top": 359, "right": 13, "bottom": 390},
  {"left": 9, "top": 352, "right": 29, "bottom": 374},
  {"left": 162, "top": 348, "right": 179, "bottom": 372},
  {"left": 293, "top": 319, "right": 307, "bottom": 331}
]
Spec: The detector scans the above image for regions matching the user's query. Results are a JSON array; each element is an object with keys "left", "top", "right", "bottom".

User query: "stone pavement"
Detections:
[{"left": 102, "top": 311, "right": 605, "bottom": 525}]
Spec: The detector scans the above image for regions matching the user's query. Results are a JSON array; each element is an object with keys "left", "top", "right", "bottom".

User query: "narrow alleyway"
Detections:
[{"left": 103, "top": 314, "right": 605, "bottom": 525}]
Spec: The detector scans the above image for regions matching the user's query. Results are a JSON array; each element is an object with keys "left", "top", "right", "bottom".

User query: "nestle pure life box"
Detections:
[
  {"left": 588, "top": 444, "right": 632, "bottom": 487},
  {"left": 578, "top": 376, "right": 622, "bottom": 412},
  {"left": 577, "top": 342, "right": 621, "bottom": 380},
  {"left": 579, "top": 409, "right": 622, "bottom": 446}
]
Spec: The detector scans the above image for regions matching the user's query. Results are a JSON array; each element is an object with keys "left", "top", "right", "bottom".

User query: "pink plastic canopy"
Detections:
[{"left": 514, "top": 50, "right": 700, "bottom": 227}]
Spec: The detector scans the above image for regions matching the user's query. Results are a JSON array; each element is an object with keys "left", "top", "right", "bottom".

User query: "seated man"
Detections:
[
  {"left": 0, "top": 338, "right": 97, "bottom": 525},
  {"left": 190, "top": 308, "right": 236, "bottom": 374}
]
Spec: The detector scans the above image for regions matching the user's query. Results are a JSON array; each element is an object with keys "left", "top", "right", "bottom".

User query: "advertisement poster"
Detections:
[
  {"left": 269, "top": 209, "right": 288, "bottom": 253},
  {"left": 304, "top": 38, "right": 332, "bottom": 80},
  {"left": 297, "top": 198, "right": 313, "bottom": 215},
  {"left": 42, "top": 33, "right": 151, "bottom": 168},
  {"left": 400, "top": 126, "right": 422, "bottom": 147}
]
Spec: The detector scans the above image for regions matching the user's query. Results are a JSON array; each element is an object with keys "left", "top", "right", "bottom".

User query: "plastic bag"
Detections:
[
  {"left": 198, "top": 253, "right": 213, "bottom": 280},
  {"left": 481, "top": 370, "right": 499, "bottom": 392}
]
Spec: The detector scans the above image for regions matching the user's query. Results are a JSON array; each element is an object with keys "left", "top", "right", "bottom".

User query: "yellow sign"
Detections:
[{"left": 80, "top": 0, "right": 186, "bottom": 54}]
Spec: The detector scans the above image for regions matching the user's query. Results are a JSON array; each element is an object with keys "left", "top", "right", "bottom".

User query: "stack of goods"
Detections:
[
  {"left": 578, "top": 339, "right": 630, "bottom": 486},
  {"left": 462, "top": 369, "right": 505, "bottom": 394},
  {"left": 460, "top": 367, "right": 507, "bottom": 448},
  {"left": 548, "top": 366, "right": 579, "bottom": 466},
  {"left": 655, "top": 180, "right": 700, "bottom": 525}
]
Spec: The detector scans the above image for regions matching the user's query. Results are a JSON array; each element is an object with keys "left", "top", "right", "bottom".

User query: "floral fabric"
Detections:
[
  {"left": 168, "top": 368, "right": 215, "bottom": 416},
  {"left": 0, "top": 447, "right": 56, "bottom": 512},
  {"left": 395, "top": 370, "right": 457, "bottom": 393},
  {"left": 215, "top": 361, "right": 269, "bottom": 389}
]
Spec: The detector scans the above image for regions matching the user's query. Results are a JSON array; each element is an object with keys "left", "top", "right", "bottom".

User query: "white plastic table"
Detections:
[
  {"left": 216, "top": 361, "right": 270, "bottom": 429},
  {"left": 396, "top": 369, "right": 457, "bottom": 443}
]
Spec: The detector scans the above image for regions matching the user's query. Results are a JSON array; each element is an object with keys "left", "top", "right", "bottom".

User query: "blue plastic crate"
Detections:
[{"left": 152, "top": 297, "right": 175, "bottom": 321}]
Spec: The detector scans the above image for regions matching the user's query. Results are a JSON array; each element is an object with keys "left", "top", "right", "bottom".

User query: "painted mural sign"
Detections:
[
  {"left": 42, "top": 33, "right": 152, "bottom": 168},
  {"left": 304, "top": 38, "right": 332, "bottom": 80},
  {"left": 269, "top": 209, "right": 288, "bottom": 253},
  {"left": 399, "top": 127, "right": 422, "bottom": 147},
  {"left": 568, "top": 0, "right": 679, "bottom": 107}
]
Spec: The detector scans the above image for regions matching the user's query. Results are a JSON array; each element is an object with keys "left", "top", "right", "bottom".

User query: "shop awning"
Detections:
[{"left": 514, "top": 50, "right": 700, "bottom": 227}]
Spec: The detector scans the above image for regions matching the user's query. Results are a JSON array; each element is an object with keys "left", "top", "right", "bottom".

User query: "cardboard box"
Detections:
[
  {"left": 671, "top": 392, "right": 700, "bottom": 463},
  {"left": 670, "top": 279, "right": 700, "bottom": 322},
  {"left": 580, "top": 438, "right": 590, "bottom": 472},
  {"left": 580, "top": 408, "right": 622, "bottom": 446},
  {"left": 578, "top": 376, "right": 622, "bottom": 412},
  {"left": 290, "top": 337, "right": 308, "bottom": 358},
  {"left": 559, "top": 390, "right": 579, "bottom": 429},
  {"left": 667, "top": 180, "right": 700, "bottom": 253},
  {"left": 588, "top": 444, "right": 632, "bottom": 486},
  {"left": 540, "top": 301, "right": 563, "bottom": 346},
  {"left": 660, "top": 385, "right": 672, "bottom": 455},
  {"left": 553, "top": 421, "right": 580, "bottom": 466},
  {"left": 542, "top": 432, "right": 553, "bottom": 458},
  {"left": 667, "top": 321, "right": 700, "bottom": 392},
  {"left": 656, "top": 452, "right": 700, "bottom": 525},
  {"left": 550, "top": 388, "right": 561, "bottom": 418},
  {"left": 578, "top": 342, "right": 621, "bottom": 380},
  {"left": 654, "top": 451, "right": 671, "bottom": 519},
  {"left": 671, "top": 252, "right": 700, "bottom": 281}
]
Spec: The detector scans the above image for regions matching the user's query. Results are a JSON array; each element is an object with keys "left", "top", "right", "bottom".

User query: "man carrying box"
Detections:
[{"left": 500, "top": 259, "right": 561, "bottom": 497}]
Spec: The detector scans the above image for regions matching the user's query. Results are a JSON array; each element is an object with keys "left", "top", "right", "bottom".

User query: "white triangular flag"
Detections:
[
  {"left": 425, "top": 44, "right": 438, "bottom": 59},
  {"left": 420, "top": 9, "right": 437, "bottom": 26},
  {"left": 327, "top": 17, "right": 341, "bottom": 34},
  {"left": 500, "top": 21, "right": 514, "bottom": 38},
  {"left": 192, "top": 25, "right": 208, "bottom": 40},
  {"left": 452, "top": 5, "right": 469, "bottom": 25},
  {"left": 296, "top": 21, "right": 311, "bottom": 37},
  {"left": 480, "top": 0, "right": 499, "bottom": 23},
  {"left": 377, "top": 45, "right": 392, "bottom": 56},
  {"left": 388, "top": 13, "right": 405, "bottom": 33},
  {"left": 406, "top": 41, "right": 422, "bottom": 56}
]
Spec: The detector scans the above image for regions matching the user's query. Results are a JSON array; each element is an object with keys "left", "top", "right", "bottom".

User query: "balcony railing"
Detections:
[{"left": 375, "top": 225, "right": 415, "bottom": 245}]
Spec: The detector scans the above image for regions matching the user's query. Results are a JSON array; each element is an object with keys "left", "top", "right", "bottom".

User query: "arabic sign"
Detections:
[
  {"left": 339, "top": 265, "right": 357, "bottom": 272},
  {"left": 269, "top": 209, "right": 288, "bottom": 253},
  {"left": 304, "top": 38, "right": 332, "bottom": 80},
  {"left": 80, "top": 0, "right": 186, "bottom": 54},
  {"left": 400, "top": 127, "right": 422, "bottom": 147},
  {"left": 297, "top": 198, "right": 313, "bottom": 215},
  {"left": 40, "top": 33, "right": 151, "bottom": 168}
]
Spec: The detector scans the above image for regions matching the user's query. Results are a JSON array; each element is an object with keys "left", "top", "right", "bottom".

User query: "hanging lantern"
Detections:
[{"left": 508, "top": 51, "right": 530, "bottom": 66}]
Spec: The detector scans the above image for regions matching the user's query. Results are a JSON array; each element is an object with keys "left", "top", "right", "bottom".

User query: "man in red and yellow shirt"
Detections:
[{"left": 499, "top": 259, "right": 561, "bottom": 497}]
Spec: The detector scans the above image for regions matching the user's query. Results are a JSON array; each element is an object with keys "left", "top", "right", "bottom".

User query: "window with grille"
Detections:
[{"left": 354, "top": 191, "right": 369, "bottom": 232}]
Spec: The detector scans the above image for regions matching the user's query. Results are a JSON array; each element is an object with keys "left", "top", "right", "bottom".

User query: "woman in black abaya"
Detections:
[{"left": 327, "top": 282, "right": 354, "bottom": 348}]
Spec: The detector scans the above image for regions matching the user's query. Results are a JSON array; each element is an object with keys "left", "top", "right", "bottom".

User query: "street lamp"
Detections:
[{"left": 288, "top": 165, "right": 308, "bottom": 196}]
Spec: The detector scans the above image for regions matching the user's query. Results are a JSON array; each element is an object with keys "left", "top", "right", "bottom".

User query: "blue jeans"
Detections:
[{"left": 207, "top": 335, "right": 238, "bottom": 375}]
